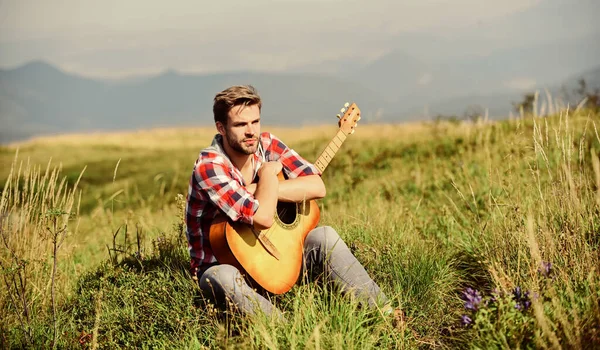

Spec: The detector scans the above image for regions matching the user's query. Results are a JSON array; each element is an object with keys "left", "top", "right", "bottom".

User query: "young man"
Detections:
[{"left": 185, "top": 85, "right": 391, "bottom": 319}]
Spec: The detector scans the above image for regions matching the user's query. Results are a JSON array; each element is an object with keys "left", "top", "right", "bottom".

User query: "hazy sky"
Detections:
[{"left": 0, "top": 0, "right": 595, "bottom": 78}]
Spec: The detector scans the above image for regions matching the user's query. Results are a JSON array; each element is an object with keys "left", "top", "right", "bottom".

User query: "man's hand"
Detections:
[
  {"left": 245, "top": 162, "right": 281, "bottom": 195},
  {"left": 248, "top": 161, "right": 325, "bottom": 203},
  {"left": 258, "top": 161, "right": 282, "bottom": 178}
]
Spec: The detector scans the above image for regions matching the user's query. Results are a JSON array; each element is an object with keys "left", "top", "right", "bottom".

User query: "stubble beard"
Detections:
[{"left": 226, "top": 133, "right": 258, "bottom": 155}]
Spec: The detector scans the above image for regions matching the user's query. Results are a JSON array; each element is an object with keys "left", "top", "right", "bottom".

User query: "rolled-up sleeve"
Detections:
[{"left": 266, "top": 133, "right": 321, "bottom": 178}]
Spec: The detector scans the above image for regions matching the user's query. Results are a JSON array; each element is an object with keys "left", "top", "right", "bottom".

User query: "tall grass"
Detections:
[
  {"left": 0, "top": 108, "right": 599, "bottom": 348},
  {"left": 0, "top": 153, "right": 84, "bottom": 347},
  {"left": 450, "top": 111, "right": 600, "bottom": 348}
]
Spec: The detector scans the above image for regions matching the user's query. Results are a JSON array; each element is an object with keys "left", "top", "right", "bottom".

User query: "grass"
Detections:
[{"left": 1, "top": 108, "right": 599, "bottom": 349}]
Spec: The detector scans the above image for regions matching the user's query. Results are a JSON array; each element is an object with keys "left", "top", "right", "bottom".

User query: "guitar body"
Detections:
[
  {"left": 209, "top": 183, "right": 320, "bottom": 294},
  {"left": 208, "top": 102, "right": 360, "bottom": 295}
]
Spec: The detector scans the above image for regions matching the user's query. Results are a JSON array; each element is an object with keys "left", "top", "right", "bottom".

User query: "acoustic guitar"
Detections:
[{"left": 209, "top": 103, "right": 361, "bottom": 294}]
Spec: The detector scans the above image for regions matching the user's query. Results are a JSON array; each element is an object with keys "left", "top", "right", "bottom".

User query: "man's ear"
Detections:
[{"left": 216, "top": 122, "right": 226, "bottom": 136}]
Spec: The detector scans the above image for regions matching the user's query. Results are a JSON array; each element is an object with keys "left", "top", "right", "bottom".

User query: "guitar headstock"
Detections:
[{"left": 337, "top": 102, "right": 361, "bottom": 135}]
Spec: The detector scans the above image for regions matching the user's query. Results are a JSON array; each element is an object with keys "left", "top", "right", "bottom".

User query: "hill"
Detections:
[{"left": 1, "top": 110, "right": 599, "bottom": 348}]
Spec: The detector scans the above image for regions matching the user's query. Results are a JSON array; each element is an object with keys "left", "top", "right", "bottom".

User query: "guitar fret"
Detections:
[
  {"left": 324, "top": 147, "right": 336, "bottom": 158},
  {"left": 328, "top": 143, "right": 340, "bottom": 152},
  {"left": 314, "top": 118, "right": 354, "bottom": 173}
]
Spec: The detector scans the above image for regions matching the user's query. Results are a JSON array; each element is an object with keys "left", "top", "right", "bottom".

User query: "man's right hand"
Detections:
[{"left": 258, "top": 161, "right": 282, "bottom": 178}]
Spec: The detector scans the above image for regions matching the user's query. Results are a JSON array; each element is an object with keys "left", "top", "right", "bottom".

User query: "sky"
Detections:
[{"left": 0, "top": 0, "right": 596, "bottom": 78}]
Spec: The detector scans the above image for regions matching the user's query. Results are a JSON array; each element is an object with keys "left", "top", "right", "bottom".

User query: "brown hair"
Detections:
[{"left": 213, "top": 85, "right": 262, "bottom": 125}]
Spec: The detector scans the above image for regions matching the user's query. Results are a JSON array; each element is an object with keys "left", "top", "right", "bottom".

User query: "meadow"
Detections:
[{"left": 1, "top": 107, "right": 599, "bottom": 349}]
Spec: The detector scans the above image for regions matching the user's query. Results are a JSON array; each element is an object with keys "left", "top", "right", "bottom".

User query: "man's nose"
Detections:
[{"left": 245, "top": 124, "right": 255, "bottom": 135}]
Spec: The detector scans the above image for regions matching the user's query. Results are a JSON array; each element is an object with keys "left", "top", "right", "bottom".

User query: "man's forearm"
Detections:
[
  {"left": 246, "top": 175, "right": 326, "bottom": 203},
  {"left": 252, "top": 174, "right": 280, "bottom": 229},
  {"left": 277, "top": 175, "right": 326, "bottom": 202}
]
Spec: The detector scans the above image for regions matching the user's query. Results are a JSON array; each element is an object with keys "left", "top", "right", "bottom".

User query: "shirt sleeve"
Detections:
[
  {"left": 194, "top": 155, "right": 259, "bottom": 224},
  {"left": 265, "top": 133, "right": 321, "bottom": 178}
]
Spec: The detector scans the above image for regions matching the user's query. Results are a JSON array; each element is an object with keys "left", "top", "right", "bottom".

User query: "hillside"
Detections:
[{"left": 1, "top": 110, "right": 599, "bottom": 348}]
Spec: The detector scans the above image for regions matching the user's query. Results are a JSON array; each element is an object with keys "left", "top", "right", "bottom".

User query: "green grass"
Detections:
[{"left": 1, "top": 110, "right": 600, "bottom": 349}]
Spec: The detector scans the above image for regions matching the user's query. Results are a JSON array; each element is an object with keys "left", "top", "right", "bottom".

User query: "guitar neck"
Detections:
[{"left": 314, "top": 130, "right": 348, "bottom": 173}]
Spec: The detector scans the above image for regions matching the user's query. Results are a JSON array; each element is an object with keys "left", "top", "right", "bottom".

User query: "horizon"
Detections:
[{"left": 1, "top": 0, "right": 598, "bottom": 145}]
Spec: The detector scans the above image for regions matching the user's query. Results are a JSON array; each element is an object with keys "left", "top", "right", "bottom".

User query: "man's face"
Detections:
[{"left": 219, "top": 104, "right": 261, "bottom": 156}]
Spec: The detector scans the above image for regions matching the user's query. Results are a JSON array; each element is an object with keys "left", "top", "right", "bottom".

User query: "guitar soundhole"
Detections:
[{"left": 277, "top": 202, "right": 297, "bottom": 225}]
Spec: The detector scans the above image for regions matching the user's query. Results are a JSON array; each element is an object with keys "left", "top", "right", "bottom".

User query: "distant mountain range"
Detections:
[
  {"left": 0, "top": 62, "right": 388, "bottom": 143},
  {"left": 1, "top": 58, "right": 599, "bottom": 144},
  {"left": 1, "top": 0, "right": 599, "bottom": 143}
]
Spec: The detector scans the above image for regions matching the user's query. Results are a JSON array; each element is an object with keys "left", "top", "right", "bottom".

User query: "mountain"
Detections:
[
  {"left": 0, "top": 61, "right": 389, "bottom": 143},
  {"left": 2, "top": 59, "right": 599, "bottom": 144}
]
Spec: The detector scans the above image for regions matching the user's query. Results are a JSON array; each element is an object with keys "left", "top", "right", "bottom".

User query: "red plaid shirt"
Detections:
[{"left": 185, "top": 132, "right": 320, "bottom": 277}]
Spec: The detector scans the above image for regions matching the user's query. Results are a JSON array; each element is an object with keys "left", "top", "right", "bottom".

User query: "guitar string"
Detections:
[{"left": 266, "top": 130, "right": 345, "bottom": 241}]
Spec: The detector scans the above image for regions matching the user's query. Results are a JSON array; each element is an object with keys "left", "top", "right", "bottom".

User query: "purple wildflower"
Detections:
[
  {"left": 461, "top": 288, "right": 483, "bottom": 311},
  {"left": 512, "top": 287, "right": 531, "bottom": 311},
  {"left": 513, "top": 286, "right": 522, "bottom": 299},
  {"left": 538, "top": 261, "right": 552, "bottom": 278},
  {"left": 460, "top": 314, "right": 473, "bottom": 327},
  {"left": 522, "top": 295, "right": 531, "bottom": 310}
]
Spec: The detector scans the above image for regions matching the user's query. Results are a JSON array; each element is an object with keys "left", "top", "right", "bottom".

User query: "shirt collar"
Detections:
[{"left": 211, "top": 133, "right": 264, "bottom": 182}]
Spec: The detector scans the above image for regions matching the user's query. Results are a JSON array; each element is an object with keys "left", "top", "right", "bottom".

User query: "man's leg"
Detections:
[
  {"left": 303, "top": 226, "right": 390, "bottom": 310},
  {"left": 198, "top": 264, "right": 284, "bottom": 319}
]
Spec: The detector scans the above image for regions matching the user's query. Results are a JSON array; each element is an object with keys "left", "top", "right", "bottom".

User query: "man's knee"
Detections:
[
  {"left": 198, "top": 264, "right": 243, "bottom": 294},
  {"left": 306, "top": 226, "right": 341, "bottom": 249}
]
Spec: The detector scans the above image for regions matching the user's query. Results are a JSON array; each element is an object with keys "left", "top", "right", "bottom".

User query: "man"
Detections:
[{"left": 185, "top": 85, "right": 392, "bottom": 319}]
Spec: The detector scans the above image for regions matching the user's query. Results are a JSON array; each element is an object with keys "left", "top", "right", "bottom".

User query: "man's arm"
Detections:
[
  {"left": 246, "top": 175, "right": 326, "bottom": 203},
  {"left": 277, "top": 174, "right": 326, "bottom": 202},
  {"left": 251, "top": 162, "right": 282, "bottom": 230}
]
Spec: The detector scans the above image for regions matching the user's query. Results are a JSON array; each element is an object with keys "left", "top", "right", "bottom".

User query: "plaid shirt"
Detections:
[{"left": 185, "top": 132, "right": 320, "bottom": 277}]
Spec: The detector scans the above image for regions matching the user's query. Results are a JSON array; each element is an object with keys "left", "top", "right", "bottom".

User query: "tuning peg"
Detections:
[
  {"left": 340, "top": 108, "right": 346, "bottom": 113},
  {"left": 344, "top": 102, "right": 350, "bottom": 108},
  {"left": 336, "top": 114, "right": 341, "bottom": 119},
  {"left": 350, "top": 129, "right": 355, "bottom": 134},
  {"left": 357, "top": 116, "right": 361, "bottom": 121}
]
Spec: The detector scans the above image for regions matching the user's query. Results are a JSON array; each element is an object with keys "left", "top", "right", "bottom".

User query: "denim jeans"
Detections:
[{"left": 197, "top": 226, "right": 389, "bottom": 318}]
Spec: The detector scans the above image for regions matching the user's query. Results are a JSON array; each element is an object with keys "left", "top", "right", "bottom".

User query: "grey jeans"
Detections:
[{"left": 197, "top": 226, "right": 389, "bottom": 318}]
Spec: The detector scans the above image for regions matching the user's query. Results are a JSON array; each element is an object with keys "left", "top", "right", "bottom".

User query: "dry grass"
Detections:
[{"left": 1, "top": 109, "right": 599, "bottom": 348}]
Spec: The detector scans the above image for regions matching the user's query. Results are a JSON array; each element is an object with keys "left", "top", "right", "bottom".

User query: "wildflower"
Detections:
[
  {"left": 461, "top": 287, "right": 482, "bottom": 311},
  {"left": 538, "top": 261, "right": 552, "bottom": 278},
  {"left": 523, "top": 298, "right": 532, "bottom": 310},
  {"left": 512, "top": 287, "right": 531, "bottom": 311},
  {"left": 460, "top": 314, "right": 473, "bottom": 327}
]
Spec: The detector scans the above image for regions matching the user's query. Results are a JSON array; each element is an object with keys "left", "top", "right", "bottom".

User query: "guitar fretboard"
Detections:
[{"left": 314, "top": 130, "right": 348, "bottom": 173}]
